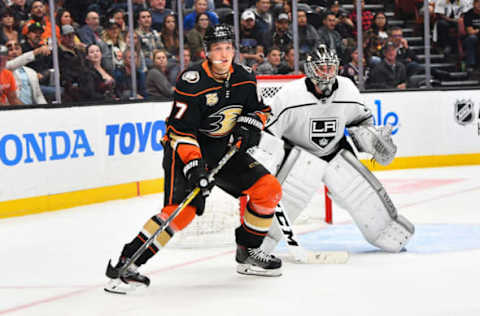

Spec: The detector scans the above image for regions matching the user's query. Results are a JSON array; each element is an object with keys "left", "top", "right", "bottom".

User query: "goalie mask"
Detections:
[
  {"left": 203, "top": 24, "right": 235, "bottom": 56},
  {"left": 304, "top": 45, "right": 339, "bottom": 95}
]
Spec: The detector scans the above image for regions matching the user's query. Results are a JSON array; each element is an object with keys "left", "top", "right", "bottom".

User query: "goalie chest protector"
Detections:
[{"left": 266, "top": 76, "right": 372, "bottom": 158}]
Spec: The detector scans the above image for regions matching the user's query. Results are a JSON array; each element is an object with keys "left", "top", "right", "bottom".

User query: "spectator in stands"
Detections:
[
  {"left": 136, "top": 9, "right": 164, "bottom": 69},
  {"left": 297, "top": 8, "right": 320, "bottom": 60},
  {"left": 77, "top": 10, "right": 103, "bottom": 46},
  {"left": 79, "top": 43, "right": 116, "bottom": 102},
  {"left": 63, "top": 0, "right": 99, "bottom": 26},
  {"left": 348, "top": 0, "right": 374, "bottom": 37},
  {"left": 340, "top": 46, "right": 369, "bottom": 86},
  {"left": 161, "top": 13, "right": 180, "bottom": 57},
  {"left": 116, "top": 47, "right": 147, "bottom": 99},
  {"left": 146, "top": 49, "right": 173, "bottom": 101},
  {"left": 185, "top": 0, "right": 215, "bottom": 10},
  {"left": 367, "top": 41, "right": 407, "bottom": 90},
  {"left": 252, "top": 0, "right": 274, "bottom": 33},
  {"left": 389, "top": 26, "right": 421, "bottom": 77},
  {"left": 149, "top": 0, "right": 173, "bottom": 32},
  {"left": 108, "top": 0, "right": 149, "bottom": 14},
  {"left": 183, "top": 0, "right": 219, "bottom": 32},
  {"left": 10, "top": 0, "right": 29, "bottom": 29},
  {"left": 434, "top": 0, "right": 471, "bottom": 54},
  {"left": 0, "top": 45, "right": 22, "bottom": 105},
  {"left": 335, "top": 9, "right": 355, "bottom": 42},
  {"left": 6, "top": 38, "right": 51, "bottom": 72},
  {"left": 278, "top": 45, "right": 296, "bottom": 74},
  {"left": 55, "top": 8, "right": 84, "bottom": 50},
  {"left": 264, "top": 13, "right": 292, "bottom": 55},
  {"left": 102, "top": 18, "right": 126, "bottom": 84},
  {"left": 317, "top": 11, "right": 346, "bottom": 64},
  {"left": 463, "top": 0, "right": 480, "bottom": 72},
  {"left": 239, "top": 10, "right": 266, "bottom": 68},
  {"left": 168, "top": 46, "right": 192, "bottom": 85},
  {"left": 58, "top": 24, "right": 86, "bottom": 102},
  {"left": 364, "top": 11, "right": 389, "bottom": 66},
  {"left": 216, "top": 0, "right": 233, "bottom": 9},
  {"left": 256, "top": 46, "right": 287, "bottom": 74},
  {"left": 186, "top": 12, "right": 210, "bottom": 61},
  {"left": 111, "top": 8, "right": 127, "bottom": 37},
  {"left": 21, "top": 22, "right": 53, "bottom": 90},
  {"left": 6, "top": 39, "right": 46, "bottom": 104},
  {"left": 78, "top": 10, "right": 112, "bottom": 71},
  {"left": 22, "top": 0, "right": 60, "bottom": 42},
  {"left": 0, "top": 8, "right": 21, "bottom": 46}
]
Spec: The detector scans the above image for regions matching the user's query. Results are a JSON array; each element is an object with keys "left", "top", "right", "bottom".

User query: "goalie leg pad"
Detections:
[
  {"left": 261, "top": 146, "right": 328, "bottom": 252},
  {"left": 323, "top": 150, "right": 414, "bottom": 252}
]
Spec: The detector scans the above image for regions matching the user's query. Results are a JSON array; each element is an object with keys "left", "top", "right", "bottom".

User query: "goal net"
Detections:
[{"left": 168, "top": 75, "right": 331, "bottom": 248}]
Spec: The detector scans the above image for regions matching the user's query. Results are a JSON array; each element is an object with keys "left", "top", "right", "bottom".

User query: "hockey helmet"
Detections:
[
  {"left": 304, "top": 44, "right": 339, "bottom": 92},
  {"left": 203, "top": 24, "right": 235, "bottom": 53}
]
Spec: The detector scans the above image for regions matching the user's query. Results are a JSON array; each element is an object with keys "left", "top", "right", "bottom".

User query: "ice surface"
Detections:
[{"left": 1, "top": 165, "right": 479, "bottom": 316}]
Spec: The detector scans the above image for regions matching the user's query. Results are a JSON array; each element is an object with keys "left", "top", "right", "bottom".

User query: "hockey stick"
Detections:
[
  {"left": 274, "top": 202, "right": 349, "bottom": 264},
  {"left": 116, "top": 145, "right": 239, "bottom": 277}
]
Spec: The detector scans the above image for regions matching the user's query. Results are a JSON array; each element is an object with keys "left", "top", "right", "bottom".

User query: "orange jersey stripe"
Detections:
[
  {"left": 174, "top": 86, "right": 222, "bottom": 97},
  {"left": 231, "top": 81, "right": 257, "bottom": 87},
  {"left": 167, "top": 125, "right": 197, "bottom": 140}
]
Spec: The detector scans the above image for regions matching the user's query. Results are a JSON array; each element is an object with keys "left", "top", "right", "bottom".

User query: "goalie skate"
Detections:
[
  {"left": 104, "top": 258, "right": 150, "bottom": 295},
  {"left": 236, "top": 245, "right": 282, "bottom": 277}
]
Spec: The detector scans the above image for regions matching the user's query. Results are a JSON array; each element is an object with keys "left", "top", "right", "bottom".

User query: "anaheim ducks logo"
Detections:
[{"left": 200, "top": 105, "right": 243, "bottom": 137}]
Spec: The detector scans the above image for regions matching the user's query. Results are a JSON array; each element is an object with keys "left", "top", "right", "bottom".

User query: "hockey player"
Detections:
[
  {"left": 105, "top": 24, "right": 282, "bottom": 294},
  {"left": 257, "top": 45, "right": 414, "bottom": 260}
]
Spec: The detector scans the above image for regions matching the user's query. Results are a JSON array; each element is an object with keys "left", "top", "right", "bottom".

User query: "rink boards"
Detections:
[{"left": 1, "top": 88, "right": 479, "bottom": 218}]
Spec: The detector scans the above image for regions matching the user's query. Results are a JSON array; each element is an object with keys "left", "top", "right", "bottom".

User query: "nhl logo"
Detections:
[
  {"left": 454, "top": 99, "right": 474, "bottom": 126},
  {"left": 205, "top": 93, "right": 219, "bottom": 106}
]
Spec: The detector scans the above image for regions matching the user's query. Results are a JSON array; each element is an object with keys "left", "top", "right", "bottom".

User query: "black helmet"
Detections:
[{"left": 203, "top": 24, "right": 234, "bottom": 53}]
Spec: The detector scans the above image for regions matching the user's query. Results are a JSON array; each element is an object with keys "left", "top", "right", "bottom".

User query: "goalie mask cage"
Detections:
[{"left": 169, "top": 75, "right": 332, "bottom": 248}]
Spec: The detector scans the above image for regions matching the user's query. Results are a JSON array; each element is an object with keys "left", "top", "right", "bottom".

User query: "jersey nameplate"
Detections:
[
  {"left": 182, "top": 71, "right": 200, "bottom": 83},
  {"left": 310, "top": 118, "right": 337, "bottom": 149}
]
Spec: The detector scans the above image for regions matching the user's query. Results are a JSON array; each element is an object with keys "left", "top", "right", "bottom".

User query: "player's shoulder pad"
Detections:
[
  {"left": 175, "top": 63, "right": 204, "bottom": 94},
  {"left": 336, "top": 75, "right": 362, "bottom": 98},
  {"left": 233, "top": 63, "right": 256, "bottom": 82}
]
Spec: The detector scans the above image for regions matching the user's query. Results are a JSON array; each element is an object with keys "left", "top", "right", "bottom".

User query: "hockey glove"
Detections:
[
  {"left": 183, "top": 159, "right": 211, "bottom": 216},
  {"left": 232, "top": 113, "right": 264, "bottom": 152}
]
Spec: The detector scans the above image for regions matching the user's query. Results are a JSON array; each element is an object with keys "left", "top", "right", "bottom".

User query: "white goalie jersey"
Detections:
[{"left": 266, "top": 76, "right": 373, "bottom": 158}]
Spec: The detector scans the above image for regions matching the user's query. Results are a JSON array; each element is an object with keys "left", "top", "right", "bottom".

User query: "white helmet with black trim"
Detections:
[{"left": 304, "top": 44, "right": 340, "bottom": 94}]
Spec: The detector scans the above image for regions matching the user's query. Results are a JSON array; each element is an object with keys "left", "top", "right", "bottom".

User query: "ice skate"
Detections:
[
  {"left": 236, "top": 245, "right": 282, "bottom": 277},
  {"left": 104, "top": 257, "right": 150, "bottom": 295}
]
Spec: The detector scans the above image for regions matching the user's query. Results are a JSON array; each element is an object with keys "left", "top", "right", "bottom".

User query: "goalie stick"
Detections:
[
  {"left": 113, "top": 145, "right": 239, "bottom": 280},
  {"left": 274, "top": 202, "right": 349, "bottom": 264}
]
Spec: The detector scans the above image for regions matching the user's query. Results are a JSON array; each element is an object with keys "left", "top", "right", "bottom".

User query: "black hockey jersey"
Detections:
[{"left": 165, "top": 60, "right": 270, "bottom": 168}]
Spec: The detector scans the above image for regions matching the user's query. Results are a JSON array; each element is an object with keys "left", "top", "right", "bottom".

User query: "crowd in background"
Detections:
[{"left": 0, "top": 0, "right": 479, "bottom": 105}]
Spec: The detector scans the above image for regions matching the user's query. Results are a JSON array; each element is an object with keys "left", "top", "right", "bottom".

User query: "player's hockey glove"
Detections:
[
  {"left": 232, "top": 113, "right": 264, "bottom": 152},
  {"left": 184, "top": 159, "right": 212, "bottom": 215}
]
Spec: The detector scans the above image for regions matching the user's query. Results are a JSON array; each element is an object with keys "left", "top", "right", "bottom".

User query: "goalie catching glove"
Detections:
[
  {"left": 232, "top": 113, "right": 264, "bottom": 152},
  {"left": 183, "top": 159, "right": 212, "bottom": 215},
  {"left": 348, "top": 125, "right": 397, "bottom": 166}
]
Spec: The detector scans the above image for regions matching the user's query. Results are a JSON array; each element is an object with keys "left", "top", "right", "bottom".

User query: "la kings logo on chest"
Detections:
[{"left": 310, "top": 118, "right": 338, "bottom": 149}]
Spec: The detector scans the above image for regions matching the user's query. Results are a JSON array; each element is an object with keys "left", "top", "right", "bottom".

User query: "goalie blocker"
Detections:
[{"left": 255, "top": 132, "right": 414, "bottom": 254}]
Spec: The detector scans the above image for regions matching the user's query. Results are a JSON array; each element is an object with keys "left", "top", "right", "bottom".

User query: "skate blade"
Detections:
[
  {"left": 236, "top": 264, "right": 282, "bottom": 277},
  {"left": 104, "top": 279, "right": 147, "bottom": 295}
]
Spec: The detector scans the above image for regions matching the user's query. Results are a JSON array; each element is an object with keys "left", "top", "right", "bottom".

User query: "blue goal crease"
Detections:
[{"left": 275, "top": 224, "right": 480, "bottom": 254}]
